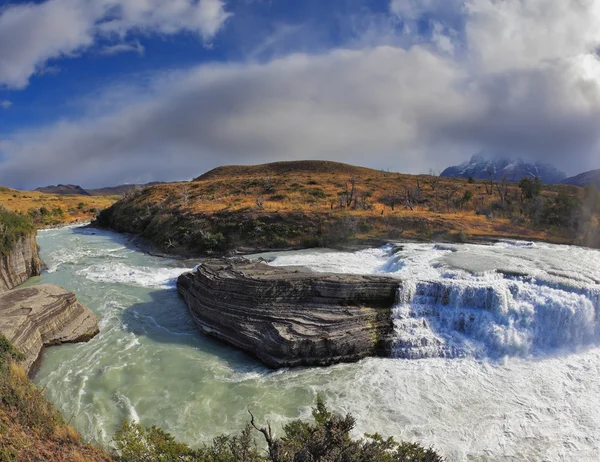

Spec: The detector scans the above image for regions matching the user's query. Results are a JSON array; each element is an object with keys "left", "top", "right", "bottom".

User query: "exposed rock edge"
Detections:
[
  {"left": 177, "top": 259, "right": 401, "bottom": 368},
  {"left": 0, "top": 234, "right": 43, "bottom": 292},
  {"left": 0, "top": 284, "right": 99, "bottom": 374}
]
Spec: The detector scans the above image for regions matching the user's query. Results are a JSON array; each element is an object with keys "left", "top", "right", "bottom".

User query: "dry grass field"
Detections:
[{"left": 0, "top": 187, "right": 118, "bottom": 228}]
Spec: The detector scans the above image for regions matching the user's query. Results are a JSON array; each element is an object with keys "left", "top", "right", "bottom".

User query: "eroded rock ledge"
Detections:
[
  {"left": 0, "top": 285, "right": 99, "bottom": 374},
  {"left": 0, "top": 234, "right": 43, "bottom": 292},
  {"left": 177, "top": 259, "right": 401, "bottom": 367}
]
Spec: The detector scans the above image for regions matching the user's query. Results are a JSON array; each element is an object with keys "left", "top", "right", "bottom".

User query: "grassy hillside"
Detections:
[
  {"left": 97, "top": 160, "right": 600, "bottom": 255},
  {"left": 0, "top": 335, "right": 112, "bottom": 461},
  {"left": 0, "top": 187, "right": 118, "bottom": 228}
]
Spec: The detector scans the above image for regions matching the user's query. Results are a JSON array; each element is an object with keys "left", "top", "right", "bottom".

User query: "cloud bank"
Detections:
[{"left": 1, "top": 0, "right": 600, "bottom": 188}]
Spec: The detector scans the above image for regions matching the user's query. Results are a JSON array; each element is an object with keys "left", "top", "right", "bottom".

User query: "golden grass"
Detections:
[
  {"left": 128, "top": 163, "right": 579, "bottom": 244},
  {"left": 53, "top": 424, "right": 81, "bottom": 444},
  {"left": 0, "top": 186, "right": 118, "bottom": 228}
]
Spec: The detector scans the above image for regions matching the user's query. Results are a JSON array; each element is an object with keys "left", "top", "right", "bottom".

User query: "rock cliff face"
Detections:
[
  {"left": 0, "top": 285, "right": 99, "bottom": 374},
  {"left": 177, "top": 259, "right": 401, "bottom": 367},
  {"left": 0, "top": 233, "right": 44, "bottom": 292}
]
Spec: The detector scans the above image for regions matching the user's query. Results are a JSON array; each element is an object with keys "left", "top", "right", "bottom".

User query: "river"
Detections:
[{"left": 28, "top": 226, "right": 600, "bottom": 461}]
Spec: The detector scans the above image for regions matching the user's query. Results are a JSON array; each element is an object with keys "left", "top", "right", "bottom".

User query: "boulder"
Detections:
[
  {"left": 0, "top": 285, "right": 99, "bottom": 374},
  {"left": 177, "top": 259, "right": 401, "bottom": 368}
]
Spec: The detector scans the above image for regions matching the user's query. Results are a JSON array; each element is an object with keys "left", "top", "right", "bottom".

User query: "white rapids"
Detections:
[{"left": 31, "top": 229, "right": 600, "bottom": 462}]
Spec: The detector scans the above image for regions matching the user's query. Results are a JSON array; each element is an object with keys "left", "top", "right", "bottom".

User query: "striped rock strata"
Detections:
[
  {"left": 0, "top": 285, "right": 99, "bottom": 374},
  {"left": 177, "top": 259, "right": 401, "bottom": 368}
]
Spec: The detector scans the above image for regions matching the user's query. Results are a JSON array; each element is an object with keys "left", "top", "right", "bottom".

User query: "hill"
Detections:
[
  {"left": 35, "top": 181, "right": 166, "bottom": 197},
  {"left": 0, "top": 186, "right": 118, "bottom": 228},
  {"left": 562, "top": 169, "right": 600, "bottom": 189},
  {"left": 96, "top": 160, "right": 600, "bottom": 255},
  {"left": 441, "top": 154, "right": 567, "bottom": 184},
  {"left": 87, "top": 181, "right": 165, "bottom": 196},
  {"left": 35, "top": 184, "right": 91, "bottom": 196},
  {"left": 195, "top": 160, "right": 370, "bottom": 181}
]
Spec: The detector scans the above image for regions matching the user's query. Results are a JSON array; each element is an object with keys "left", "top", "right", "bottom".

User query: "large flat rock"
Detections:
[
  {"left": 177, "top": 259, "right": 401, "bottom": 367},
  {"left": 0, "top": 284, "right": 99, "bottom": 374}
]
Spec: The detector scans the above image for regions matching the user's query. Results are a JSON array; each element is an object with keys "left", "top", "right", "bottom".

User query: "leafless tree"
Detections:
[
  {"left": 180, "top": 184, "right": 190, "bottom": 206},
  {"left": 425, "top": 170, "right": 441, "bottom": 191},
  {"left": 341, "top": 177, "right": 359, "bottom": 208},
  {"left": 248, "top": 410, "right": 280, "bottom": 462},
  {"left": 263, "top": 177, "right": 273, "bottom": 193},
  {"left": 441, "top": 185, "right": 462, "bottom": 212},
  {"left": 381, "top": 191, "right": 402, "bottom": 211},
  {"left": 496, "top": 176, "right": 509, "bottom": 205},
  {"left": 255, "top": 196, "right": 264, "bottom": 210},
  {"left": 485, "top": 167, "right": 495, "bottom": 195}
]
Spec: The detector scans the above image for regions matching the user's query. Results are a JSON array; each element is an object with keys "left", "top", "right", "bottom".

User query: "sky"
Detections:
[{"left": 0, "top": 0, "right": 600, "bottom": 189}]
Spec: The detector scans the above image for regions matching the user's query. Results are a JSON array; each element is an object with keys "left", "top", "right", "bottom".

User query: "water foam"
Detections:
[
  {"left": 268, "top": 242, "right": 600, "bottom": 360},
  {"left": 77, "top": 262, "right": 192, "bottom": 289}
]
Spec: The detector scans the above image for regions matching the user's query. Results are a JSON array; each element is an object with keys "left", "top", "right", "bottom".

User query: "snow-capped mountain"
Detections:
[{"left": 441, "top": 154, "right": 567, "bottom": 184}]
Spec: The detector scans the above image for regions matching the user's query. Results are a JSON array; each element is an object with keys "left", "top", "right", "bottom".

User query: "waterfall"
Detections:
[{"left": 392, "top": 276, "right": 600, "bottom": 359}]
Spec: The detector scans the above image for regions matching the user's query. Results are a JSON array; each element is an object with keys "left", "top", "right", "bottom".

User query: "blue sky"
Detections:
[{"left": 1, "top": 0, "right": 600, "bottom": 188}]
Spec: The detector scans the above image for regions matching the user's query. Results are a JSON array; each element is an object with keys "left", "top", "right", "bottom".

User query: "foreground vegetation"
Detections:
[
  {"left": 0, "top": 334, "right": 443, "bottom": 461},
  {"left": 0, "top": 335, "right": 111, "bottom": 461},
  {"left": 0, "top": 207, "right": 36, "bottom": 256},
  {"left": 97, "top": 161, "right": 600, "bottom": 255},
  {"left": 0, "top": 186, "right": 118, "bottom": 228},
  {"left": 114, "top": 396, "right": 443, "bottom": 462}
]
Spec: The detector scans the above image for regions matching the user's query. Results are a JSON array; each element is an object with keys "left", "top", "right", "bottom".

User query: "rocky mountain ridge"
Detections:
[
  {"left": 35, "top": 181, "right": 165, "bottom": 197},
  {"left": 441, "top": 154, "right": 567, "bottom": 184}
]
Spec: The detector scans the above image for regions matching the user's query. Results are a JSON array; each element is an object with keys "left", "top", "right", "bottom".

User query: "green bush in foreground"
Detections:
[
  {"left": 114, "top": 396, "right": 444, "bottom": 462},
  {"left": 0, "top": 207, "right": 35, "bottom": 256}
]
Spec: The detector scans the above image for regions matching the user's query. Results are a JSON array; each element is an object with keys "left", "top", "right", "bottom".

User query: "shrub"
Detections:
[
  {"left": 0, "top": 207, "right": 35, "bottom": 256},
  {"left": 114, "top": 395, "right": 444, "bottom": 462}
]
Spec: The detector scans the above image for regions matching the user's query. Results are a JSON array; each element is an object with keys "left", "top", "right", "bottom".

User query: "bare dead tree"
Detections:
[
  {"left": 485, "top": 167, "right": 495, "bottom": 195},
  {"left": 180, "top": 184, "right": 190, "bottom": 206},
  {"left": 358, "top": 190, "right": 372, "bottom": 210},
  {"left": 248, "top": 410, "right": 280, "bottom": 462},
  {"left": 263, "top": 176, "right": 273, "bottom": 193},
  {"left": 425, "top": 170, "right": 441, "bottom": 191},
  {"left": 381, "top": 191, "right": 402, "bottom": 211},
  {"left": 255, "top": 196, "right": 264, "bottom": 210},
  {"left": 441, "top": 185, "right": 462, "bottom": 212},
  {"left": 496, "top": 176, "right": 509, "bottom": 205},
  {"left": 343, "top": 177, "right": 358, "bottom": 207}
]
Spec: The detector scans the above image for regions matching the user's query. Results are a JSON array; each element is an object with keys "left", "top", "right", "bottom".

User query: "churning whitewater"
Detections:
[{"left": 30, "top": 227, "right": 600, "bottom": 461}]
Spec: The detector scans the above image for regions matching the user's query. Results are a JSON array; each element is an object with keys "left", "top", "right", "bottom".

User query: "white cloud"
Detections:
[
  {"left": 465, "top": 0, "right": 600, "bottom": 73},
  {"left": 0, "top": 100, "right": 12, "bottom": 109},
  {"left": 0, "top": 0, "right": 231, "bottom": 88}
]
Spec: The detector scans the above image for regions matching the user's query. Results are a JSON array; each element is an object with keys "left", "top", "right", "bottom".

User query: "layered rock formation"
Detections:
[
  {"left": 0, "top": 285, "right": 99, "bottom": 374},
  {"left": 177, "top": 259, "right": 401, "bottom": 367},
  {"left": 0, "top": 233, "right": 44, "bottom": 292}
]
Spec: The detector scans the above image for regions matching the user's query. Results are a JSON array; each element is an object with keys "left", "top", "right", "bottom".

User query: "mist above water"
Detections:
[{"left": 31, "top": 228, "right": 600, "bottom": 461}]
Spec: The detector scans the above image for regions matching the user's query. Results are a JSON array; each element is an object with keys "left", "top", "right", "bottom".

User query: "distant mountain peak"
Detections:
[
  {"left": 35, "top": 184, "right": 91, "bottom": 196},
  {"left": 562, "top": 168, "right": 600, "bottom": 189},
  {"left": 441, "top": 155, "right": 567, "bottom": 184}
]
